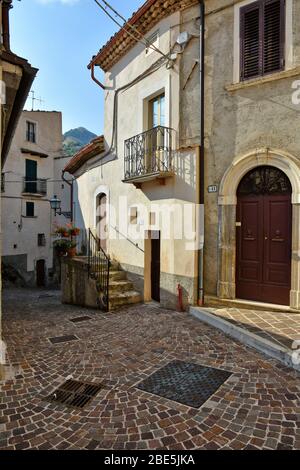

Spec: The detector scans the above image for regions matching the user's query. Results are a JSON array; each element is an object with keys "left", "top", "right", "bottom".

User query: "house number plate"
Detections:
[{"left": 208, "top": 185, "right": 218, "bottom": 193}]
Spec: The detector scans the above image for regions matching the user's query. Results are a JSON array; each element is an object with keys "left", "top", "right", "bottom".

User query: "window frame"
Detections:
[
  {"left": 26, "top": 201, "right": 35, "bottom": 217},
  {"left": 26, "top": 120, "right": 37, "bottom": 143},
  {"left": 240, "top": 0, "right": 286, "bottom": 82},
  {"left": 234, "top": 0, "right": 292, "bottom": 84},
  {"left": 37, "top": 233, "right": 46, "bottom": 247}
]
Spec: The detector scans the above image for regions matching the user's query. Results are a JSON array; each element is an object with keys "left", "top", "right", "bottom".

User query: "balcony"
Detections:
[
  {"left": 22, "top": 178, "right": 47, "bottom": 196},
  {"left": 123, "top": 126, "right": 175, "bottom": 187}
]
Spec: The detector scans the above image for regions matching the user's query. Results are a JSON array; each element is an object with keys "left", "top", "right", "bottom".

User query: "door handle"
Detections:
[{"left": 265, "top": 237, "right": 268, "bottom": 240}]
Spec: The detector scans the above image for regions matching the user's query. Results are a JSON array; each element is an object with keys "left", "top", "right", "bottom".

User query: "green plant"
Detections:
[{"left": 53, "top": 239, "right": 76, "bottom": 256}]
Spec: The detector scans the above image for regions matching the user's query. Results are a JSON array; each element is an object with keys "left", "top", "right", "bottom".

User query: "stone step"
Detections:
[
  {"left": 109, "top": 270, "right": 127, "bottom": 281},
  {"left": 109, "top": 280, "right": 134, "bottom": 294},
  {"left": 109, "top": 290, "right": 143, "bottom": 311}
]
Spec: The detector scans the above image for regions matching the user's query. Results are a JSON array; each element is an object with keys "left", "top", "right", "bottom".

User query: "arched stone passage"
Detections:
[{"left": 217, "top": 148, "right": 300, "bottom": 309}]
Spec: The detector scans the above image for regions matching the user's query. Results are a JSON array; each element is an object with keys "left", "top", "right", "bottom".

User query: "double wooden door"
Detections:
[{"left": 236, "top": 167, "right": 292, "bottom": 305}]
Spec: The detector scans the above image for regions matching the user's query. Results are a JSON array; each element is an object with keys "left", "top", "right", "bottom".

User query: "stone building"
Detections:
[
  {"left": 1, "top": 110, "right": 72, "bottom": 287},
  {"left": 203, "top": 0, "right": 300, "bottom": 310},
  {"left": 64, "top": 0, "right": 203, "bottom": 310},
  {"left": 1, "top": 0, "right": 37, "bottom": 380}
]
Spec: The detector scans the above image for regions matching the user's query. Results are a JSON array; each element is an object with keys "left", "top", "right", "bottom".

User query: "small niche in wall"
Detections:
[{"left": 130, "top": 207, "right": 138, "bottom": 224}]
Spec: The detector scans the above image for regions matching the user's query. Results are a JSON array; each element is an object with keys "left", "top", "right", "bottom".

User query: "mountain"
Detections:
[{"left": 63, "top": 127, "right": 97, "bottom": 156}]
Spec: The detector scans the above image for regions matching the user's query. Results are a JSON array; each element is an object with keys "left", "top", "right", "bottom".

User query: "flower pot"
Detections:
[{"left": 67, "top": 247, "right": 77, "bottom": 258}]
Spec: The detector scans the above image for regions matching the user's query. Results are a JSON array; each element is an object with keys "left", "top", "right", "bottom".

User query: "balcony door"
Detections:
[
  {"left": 148, "top": 94, "right": 165, "bottom": 172},
  {"left": 25, "top": 159, "right": 37, "bottom": 193}
]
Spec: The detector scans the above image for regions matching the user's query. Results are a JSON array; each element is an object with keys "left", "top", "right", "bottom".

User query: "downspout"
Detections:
[
  {"left": 197, "top": 0, "right": 205, "bottom": 306},
  {"left": 2, "top": 0, "right": 12, "bottom": 52},
  {"left": 62, "top": 170, "right": 74, "bottom": 223},
  {"left": 91, "top": 61, "right": 107, "bottom": 90}
]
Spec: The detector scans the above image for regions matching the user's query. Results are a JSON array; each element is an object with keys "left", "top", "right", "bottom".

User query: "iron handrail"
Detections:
[{"left": 88, "top": 228, "right": 110, "bottom": 312}]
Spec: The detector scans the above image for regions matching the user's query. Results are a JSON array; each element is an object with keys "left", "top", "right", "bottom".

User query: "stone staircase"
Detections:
[{"left": 99, "top": 259, "right": 142, "bottom": 311}]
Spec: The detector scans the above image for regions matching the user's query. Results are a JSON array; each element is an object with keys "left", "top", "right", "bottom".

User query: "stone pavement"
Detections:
[
  {"left": 201, "top": 307, "right": 300, "bottom": 350},
  {"left": 1, "top": 288, "right": 300, "bottom": 450}
]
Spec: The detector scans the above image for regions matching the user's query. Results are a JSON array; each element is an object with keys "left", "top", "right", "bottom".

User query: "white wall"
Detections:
[{"left": 74, "top": 7, "right": 201, "bottom": 285}]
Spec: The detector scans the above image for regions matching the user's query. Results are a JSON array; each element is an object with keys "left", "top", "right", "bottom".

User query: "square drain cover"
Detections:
[
  {"left": 69, "top": 316, "right": 92, "bottom": 323},
  {"left": 137, "top": 360, "right": 232, "bottom": 409},
  {"left": 49, "top": 335, "right": 78, "bottom": 344},
  {"left": 48, "top": 379, "right": 102, "bottom": 408}
]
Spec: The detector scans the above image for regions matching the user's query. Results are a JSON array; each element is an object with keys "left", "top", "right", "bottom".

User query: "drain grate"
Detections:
[
  {"left": 69, "top": 316, "right": 92, "bottom": 323},
  {"left": 137, "top": 360, "right": 232, "bottom": 409},
  {"left": 49, "top": 335, "right": 78, "bottom": 345},
  {"left": 47, "top": 379, "right": 103, "bottom": 408}
]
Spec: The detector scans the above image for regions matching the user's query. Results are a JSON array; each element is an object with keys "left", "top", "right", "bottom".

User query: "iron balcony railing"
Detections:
[
  {"left": 23, "top": 177, "right": 47, "bottom": 195},
  {"left": 124, "top": 126, "right": 174, "bottom": 181},
  {"left": 88, "top": 229, "right": 110, "bottom": 312}
]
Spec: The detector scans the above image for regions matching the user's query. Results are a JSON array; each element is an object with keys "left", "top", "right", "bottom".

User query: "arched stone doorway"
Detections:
[{"left": 217, "top": 148, "right": 300, "bottom": 309}]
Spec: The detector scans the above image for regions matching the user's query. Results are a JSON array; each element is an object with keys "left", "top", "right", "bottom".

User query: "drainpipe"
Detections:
[
  {"left": 197, "top": 0, "right": 205, "bottom": 306},
  {"left": 62, "top": 170, "right": 74, "bottom": 223},
  {"left": 90, "top": 60, "right": 107, "bottom": 90},
  {"left": 2, "top": 0, "right": 13, "bottom": 51}
]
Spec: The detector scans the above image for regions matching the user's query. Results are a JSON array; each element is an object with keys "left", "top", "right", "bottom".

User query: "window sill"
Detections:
[
  {"left": 22, "top": 216, "right": 38, "bottom": 219},
  {"left": 225, "top": 67, "right": 300, "bottom": 92}
]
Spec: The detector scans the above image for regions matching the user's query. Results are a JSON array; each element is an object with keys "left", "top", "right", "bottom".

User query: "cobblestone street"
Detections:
[{"left": 1, "top": 289, "right": 300, "bottom": 450}]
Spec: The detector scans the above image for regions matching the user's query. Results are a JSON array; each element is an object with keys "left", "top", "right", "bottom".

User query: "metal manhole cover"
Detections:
[
  {"left": 137, "top": 360, "right": 232, "bottom": 409},
  {"left": 47, "top": 379, "right": 103, "bottom": 409},
  {"left": 69, "top": 316, "right": 92, "bottom": 323},
  {"left": 48, "top": 335, "right": 78, "bottom": 344}
]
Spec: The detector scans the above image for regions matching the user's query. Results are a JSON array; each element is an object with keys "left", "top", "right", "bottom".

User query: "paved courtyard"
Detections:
[{"left": 1, "top": 288, "right": 300, "bottom": 450}]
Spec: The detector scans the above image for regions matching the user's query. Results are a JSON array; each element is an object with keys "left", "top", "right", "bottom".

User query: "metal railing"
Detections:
[
  {"left": 124, "top": 126, "right": 174, "bottom": 181},
  {"left": 88, "top": 229, "right": 110, "bottom": 312},
  {"left": 23, "top": 178, "right": 47, "bottom": 195}
]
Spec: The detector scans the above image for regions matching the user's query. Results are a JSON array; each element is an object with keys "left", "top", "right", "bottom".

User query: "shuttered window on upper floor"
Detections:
[{"left": 240, "top": 0, "right": 285, "bottom": 81}]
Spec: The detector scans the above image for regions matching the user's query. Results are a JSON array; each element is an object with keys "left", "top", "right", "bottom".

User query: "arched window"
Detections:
[{"left": 237, "top": 166, "right": 292, "bottom": 196}]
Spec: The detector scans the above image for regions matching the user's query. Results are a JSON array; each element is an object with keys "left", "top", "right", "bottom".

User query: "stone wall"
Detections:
[{"left": 61, "top": 258, "right": 100, "bottom": 309}]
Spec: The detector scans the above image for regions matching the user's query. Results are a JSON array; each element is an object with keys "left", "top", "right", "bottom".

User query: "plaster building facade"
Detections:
[
  {"left": 1, "top": 110, "right": 71, "bottom": 287},
  {"left": 65, "top": 0, "right": 203, "bottom": 310},
  {"left": 203, "top": 0, "right": 300, "bottom": 310},
  {"left": 1, "top": 0, "right": 37, "bottom": 380}
]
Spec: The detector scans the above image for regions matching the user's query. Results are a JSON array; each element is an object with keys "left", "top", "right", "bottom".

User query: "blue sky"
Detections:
[{"left": 11, "top": 0, "right": 143, "bottom": 135}]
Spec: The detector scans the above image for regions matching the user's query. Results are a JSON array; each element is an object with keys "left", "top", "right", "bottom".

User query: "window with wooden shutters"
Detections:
[{"left": 240, "top": 0, "right": 285, "bottom": 81}]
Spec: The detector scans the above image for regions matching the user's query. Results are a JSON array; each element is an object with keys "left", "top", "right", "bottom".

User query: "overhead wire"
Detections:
[{"left": 93, "top": 0, "right": 170, "bottom": 59}]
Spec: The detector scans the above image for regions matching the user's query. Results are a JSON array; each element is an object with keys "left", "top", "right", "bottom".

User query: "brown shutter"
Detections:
[
  {"left": 240, "top": 1, "right": 262, "bottom": 81},
  {"left": 240, "top": 0, "right": 285, "bottom": 81},
  {"left": 263, "top": 0, "right": 285, "bottom": 74}
]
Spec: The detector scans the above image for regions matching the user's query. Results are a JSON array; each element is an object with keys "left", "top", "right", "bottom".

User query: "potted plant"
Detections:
[
  {"left": 54, "top": 226, "right": 69, "bottom": 238},
  {"left": 67, "top": 241, "right": 77, "bottom": 258},
  {"left": 53, "top": 239, "right": 70, "bottom": 257},
  {"left": 68, "top": 225, "right": 80, "bottom": 237}
]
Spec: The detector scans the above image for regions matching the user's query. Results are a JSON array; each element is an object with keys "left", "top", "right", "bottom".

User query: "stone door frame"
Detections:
[{"left": 217, "top": 148, "right": 300, "bottom": 309}]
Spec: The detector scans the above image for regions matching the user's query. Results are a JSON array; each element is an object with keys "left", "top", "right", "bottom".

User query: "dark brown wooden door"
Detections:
[
  {"left": 36, "top": 259, "right": 46, "bottom": 287},
  {"left": 236, "top": 167, "right": 292, "bottom": 305},
  {"left": 151, "top": 232, "right": 161, "bottom": 302}
]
